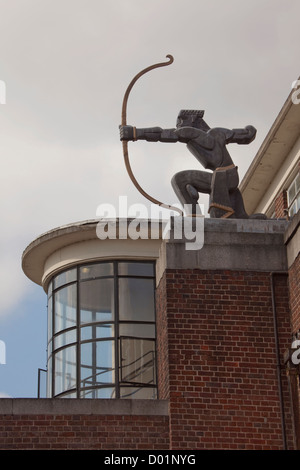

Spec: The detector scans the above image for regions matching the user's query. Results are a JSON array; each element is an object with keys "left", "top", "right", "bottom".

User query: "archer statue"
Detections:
[
  {"left": 119, "top": 55, "right": 266, "bottom": 219},
  {"left": 120, "top": 109, "right": 267, "bottom": 219}
]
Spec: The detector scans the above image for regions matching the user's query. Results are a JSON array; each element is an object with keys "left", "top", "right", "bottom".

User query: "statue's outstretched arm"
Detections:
[{"left": 120, "top": 125, "right": 178, "bottom": 142}]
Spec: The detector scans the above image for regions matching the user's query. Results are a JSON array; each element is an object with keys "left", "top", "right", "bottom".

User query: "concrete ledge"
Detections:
[
  {"left": 0, "top": 398, "right": 169, "bottom": 416},
  {"left": 157, "top": 218, "right": 289, "bottom": 278}
]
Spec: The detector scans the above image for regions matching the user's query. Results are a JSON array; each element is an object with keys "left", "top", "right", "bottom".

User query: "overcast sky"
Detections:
[{"left": 0, "top": 0, "right": 299, "bottom": 397}]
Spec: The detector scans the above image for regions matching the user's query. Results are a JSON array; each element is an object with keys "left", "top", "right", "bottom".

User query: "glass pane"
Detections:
[
  {"left": 80, "top": 279, "right": 114, "bottom": 323},
  {"left": 288, "top": 182, "right": 296, "bottom": 205},
  {"left": 54, "top": 345, "right": 77, "bottom": 396},
  {"left": 120, "top": 387, "right": 157, "bottom": 399},
  {"left": 290, "top": 200, "right": 297, "bottom": 217},
  {"left": 119, "top": 323, "right": 155, "bottom": 338},
  {"left": 47, "top": 296, "right": 52, "bottom": 343},
  {"left": 119, "top": 278, "right": 155, "bottom": 322},
  {"left": 120, "top": 338, "right": 156, "bottom": 385},
  {"left": 118, "top": 262, "right": 154, "bottom": 277},
  {"left": 80, "top": 387, "right": 116, "bottom": 399},
  {"left": 54, "top": 328, "right": 77, "bottom": 350},
  {"left": 295, "top": 172, "right": 300, "bottom": 192},
  {"left": 53, "top": 268, "right": 77, "bottom": 290},
  {"left": 47, "top": 357, "right": 52, "bottom": 398},
  {"left": 80, "top": 340, "right": 115, "bottom": 387},
  {"left": 81, "top": 324, "right": 114, "bottom": 341},
  {"left": 54, "top": 284, "right": 77, "bottom": 333},
  {"left": 80, "top": 263, "right": 113, "bottom": 279}
]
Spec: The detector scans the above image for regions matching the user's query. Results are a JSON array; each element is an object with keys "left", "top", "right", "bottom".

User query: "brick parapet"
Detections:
[{"left": 0, "top": 399, "right": 169, "bottom": 450}]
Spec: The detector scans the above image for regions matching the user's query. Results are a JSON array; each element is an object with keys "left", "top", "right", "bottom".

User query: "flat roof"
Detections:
[{"left": 21, "top": 219, "right": 165, "bottom": 289}]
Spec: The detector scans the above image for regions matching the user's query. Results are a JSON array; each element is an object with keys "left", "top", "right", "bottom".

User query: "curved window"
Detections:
[{"left": 47, "top": 261, "right": 156, "bottom": 399}]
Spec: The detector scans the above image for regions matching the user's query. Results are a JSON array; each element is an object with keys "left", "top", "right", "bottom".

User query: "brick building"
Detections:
[
  {"left": 0, "top": 88, "right": 299, "bottom": 451},
  {"left": 239, "top": 84, "right": 300, "bottom": 449}
]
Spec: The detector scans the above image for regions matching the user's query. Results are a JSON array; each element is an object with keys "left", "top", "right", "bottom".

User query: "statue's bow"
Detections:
[{"left": 121, "top": 54, "right": 183, "bottom": 216}]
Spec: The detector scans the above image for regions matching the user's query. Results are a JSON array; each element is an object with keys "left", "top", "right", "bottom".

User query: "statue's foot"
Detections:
[{"left": 186, "top": 184, "right": 199, "bottom": 201}]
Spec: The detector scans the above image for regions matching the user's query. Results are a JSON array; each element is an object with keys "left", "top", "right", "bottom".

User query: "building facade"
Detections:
[
  {"left": 239, "top": 85, "right": 300, "bottom": 449},
  {"left": 0, "top": 213, "right": 297, "bottom": 450},
  {"left": 0, "top": 88, "right": 299, "bottom": 450}
]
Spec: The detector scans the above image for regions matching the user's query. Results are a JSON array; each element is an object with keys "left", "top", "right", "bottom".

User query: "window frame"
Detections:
[
  {"left": 287, "top": 172, "right": 300, "bottom": 217},
  {"left": 47, "top": 260, "right": 157, "bottom": 399}
]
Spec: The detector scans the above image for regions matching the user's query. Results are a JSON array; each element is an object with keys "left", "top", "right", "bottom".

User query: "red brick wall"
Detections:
[
  {"left": 289, "top": 254, "right": 300, "bottom": 332},
  {"left": 156, "top": 272, "right": 170, "bottom": 400},
  {"left": 275, "top": 190, "right": 288, "bottom": 218},
  {"left": 0, "top": 414, "right": 169, "bottom": 450},
  {"left": 156, "top": 269, "right": 294, "bottom": 450},
  {"left": 288, "top": 253, "right": 300, "bottom": 449}
]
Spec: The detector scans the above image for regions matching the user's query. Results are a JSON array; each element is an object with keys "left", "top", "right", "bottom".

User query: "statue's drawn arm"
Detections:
[{"left": 217, "top": 125, "right": 257, "bottom": 145}]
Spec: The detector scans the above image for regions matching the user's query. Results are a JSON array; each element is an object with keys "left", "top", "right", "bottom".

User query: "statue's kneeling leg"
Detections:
[{"left": 171, "top": 170, "right": 211, "bottom": 216}]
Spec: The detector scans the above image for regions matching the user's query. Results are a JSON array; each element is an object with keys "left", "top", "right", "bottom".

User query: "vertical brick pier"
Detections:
[{"left": 156, "top": 218, "right": 296, "bottom": 449}]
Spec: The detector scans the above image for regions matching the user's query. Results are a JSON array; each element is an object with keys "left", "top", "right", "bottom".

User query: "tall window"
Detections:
[
  {"left": 47, "top": 261, "right": 157, "bottom": 399},
  {"left": 287, "top": 172, "right": 300, "bottom": 218}
]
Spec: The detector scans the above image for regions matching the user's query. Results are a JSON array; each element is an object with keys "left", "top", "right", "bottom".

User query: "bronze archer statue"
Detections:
[{"left": 120, "top": 109, "right": 266, "bottom": 219}]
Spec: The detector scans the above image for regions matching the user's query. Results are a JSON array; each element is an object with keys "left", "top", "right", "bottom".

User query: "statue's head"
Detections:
[{"left": 176, "top": 110, "right": 210, "bottom": 131}]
